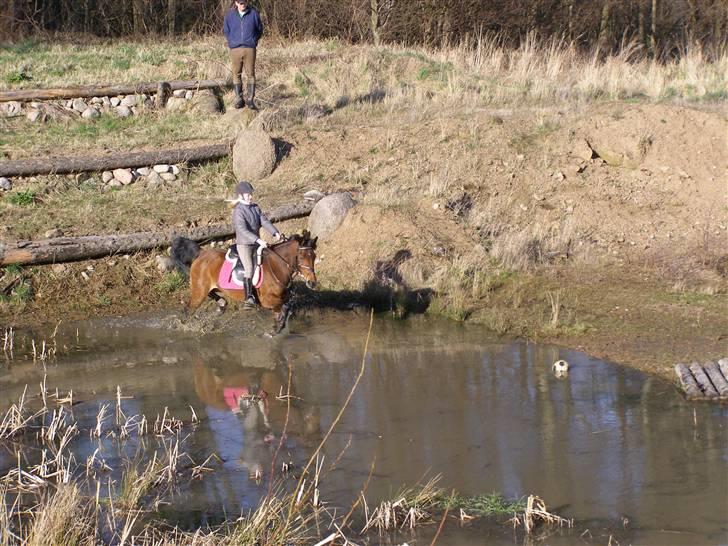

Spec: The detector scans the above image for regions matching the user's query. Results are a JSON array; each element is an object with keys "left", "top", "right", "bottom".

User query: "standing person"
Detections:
[
  {"left": 230, "top": 181, "right": 281, "bottom": 308},
  {"left": 223, "top": 0, "right": 264, "bottom": 110}
]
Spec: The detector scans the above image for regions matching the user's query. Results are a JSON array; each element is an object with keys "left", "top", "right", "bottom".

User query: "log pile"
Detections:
[
  {"left": 0, "top": 200, "right": 317, "bottom": 266},
  {"left": 674, "top": 359, "right": 728, "bottom": 401}
]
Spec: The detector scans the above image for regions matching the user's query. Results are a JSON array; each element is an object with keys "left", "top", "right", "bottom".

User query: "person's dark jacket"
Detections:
[
  {"left": 223, "top": 7, "right": 264, "bottom": 49},
  {"left": 233, "top": 202, "right": 278, "bottom": 245}
]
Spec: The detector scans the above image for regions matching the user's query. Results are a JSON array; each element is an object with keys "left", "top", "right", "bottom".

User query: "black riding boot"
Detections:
[
  {"left": 243, "top": 278, "right": 257, "bottom": 309},
  {"left": 233, "top": 83, "right": 245, "bottom": 109},
  {"left": 246, "top": 82, "right": 258, "bottom": 110}
]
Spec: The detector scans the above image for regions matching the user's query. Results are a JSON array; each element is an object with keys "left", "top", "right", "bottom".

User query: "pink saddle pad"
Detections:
[{"left": 218, "top": 260, "right": 244, "bottom": 291}]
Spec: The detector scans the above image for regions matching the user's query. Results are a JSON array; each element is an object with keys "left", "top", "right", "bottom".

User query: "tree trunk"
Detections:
[
  {"left": 0, "top": 142, "right": 233, "bottom": 177},
  {"left": 168, "top": 0, "right": 176, "bottom": 35},
  {"left": 0, "top": 78, "right": 230, "bottom": 102},
  {"left": 0, "top": 201, "right": 318, "bottom": 266},
  {"left": 133, "top": 0, "right": 145, "bottom": 34},
  {"left": 597, "top": 0, "right": 612, "bottom": 54},
  {"left": 370, "top": 0, "right": 381, "bottom": 46},
  {"left": 650, "top": 0, "right": 658, "bottom": 57},
  {"left": 638, "top": 0, "right": 646, "bottom": 50}
]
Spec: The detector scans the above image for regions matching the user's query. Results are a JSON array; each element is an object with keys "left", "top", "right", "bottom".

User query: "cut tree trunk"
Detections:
[
  {"left": 0, "top": 79, "right": 231, "bottom": 103},
  {"left": 0, "top": 201, "right": 318, "bottom": 266},
  {"left": 0, "top": 141, "right": 232, "bottom": 177}
]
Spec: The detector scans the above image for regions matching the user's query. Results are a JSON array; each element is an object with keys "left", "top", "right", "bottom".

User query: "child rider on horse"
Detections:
[{"left": 230, "top": 181, "right": 282, "bottom": 308}]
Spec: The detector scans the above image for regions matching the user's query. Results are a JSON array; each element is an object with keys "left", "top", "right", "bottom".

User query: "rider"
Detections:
[{"left": 230, "top": 180, "right": 282, "bottom": 307}]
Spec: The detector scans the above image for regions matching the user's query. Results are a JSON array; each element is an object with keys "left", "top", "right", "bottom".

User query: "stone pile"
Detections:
[
  {"left": 101, "top": 164, "right": 183, "bottom": 189},
  {"left": 0, "top": 90, "right": 199, "bottom": 122}
]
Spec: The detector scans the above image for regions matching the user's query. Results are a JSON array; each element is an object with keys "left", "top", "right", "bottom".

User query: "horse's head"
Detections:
[{"left": 293, "top": 230, "right": 318, "bottom": 289}]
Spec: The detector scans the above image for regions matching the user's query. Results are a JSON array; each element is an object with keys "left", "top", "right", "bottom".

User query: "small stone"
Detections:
[
  {"left": 43, "top": 228, "right": 63, "bottom": 239},
  {"left": 51, "top": 263, "right": 69, "bottom": 275},
  {"left": 130, "top": 106, "right": 138, "bottom": 115},
  {"left": 102, "top": 171, "right": 114, "bottom": 183},
  {"left": 153, "top": 164, "right": 170, "bottom": 173},
  {"left": 431, "top": 246, "right": 447, "bottom": 257},
  {"left": 110, "top": 97, "right": 121, "bottom": 107},
  {"left": 65, "top": 99, "right": 74, "bottom": 108},
  {"left": 303, "top": 190, "right": 325, "bottom": 202},
  {"left": 185, "top": 90, "right": 194, "bottom": 100},
  {"left": 80, "top": 271, "right": 91, "bottom": 281},
  {"left": 108, "top": 179, "right": 123, "bottom": 187},
  {"left": 159, "top": 172, "right": 177, "bottom": 181},
  {"left": 101, "top": 96, "right": 111, "bottom": 107},
  {"left": 145, "top": 170, "right": 164, "bottom": 187},
  {"left": 516, "top": 154, "right": 525, "bottom": 161},
  {"left": 0, "top": 177, "right": 13, "bottom": 191},
  {"left": 573, "top": 164, "right": 586, "bottom": 173},
  {"left": 136, "top": 167, "right": 151, "bottom": 176},
  {"left": 165, "top": 97, "right": 187, "bottom": 111},
  {"left": 566, "top": 205, "right": 574, "bottom": 214},
  {"left": 29, "top": 102, "right": 42, "bottom": 109},
  {"left": 155, "top": 255, "right": 175, "bottom": 272},
  {"left": 170, "top": 165, "right": 180, "bottom": 175},
  {"left": 90, "top": 96, "right": 102, "bottom": 104},
  {"left": 121, "top": 95, "right": 137, "bottom": 107},
  {"left": 81, "top": 107, "right": 100, "bottom": 119},
  {"left": 116, "top": 106, "right": 132, "bottom": 118},
  {"left": 172, "top": 89, "right": 186, "bottom": 98},
  {"left": 433, "top": 203, "right": 441, "bottom": 210},
  {"left": 72, "top": 98, "right": 88, "bottom": 112},
  {"left": 112, "top": 168, "right": 134, "bottom": 185},
  {"left": 26, "top": 109, "right": 43, "bottom": 123},
  {"left": 554, "top": 171, "right": 566, "bottom": 181}
]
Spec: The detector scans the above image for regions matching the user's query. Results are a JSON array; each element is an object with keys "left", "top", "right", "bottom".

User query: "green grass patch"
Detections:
[
  {"left": 7, "top": 190, "right": 36, "bottom": 206},
  {"left": 438, "top": 492, "right": 525, "bottom": 516},
  {"left": 156, "top": 271, "right": 185, "bottom": 294}
]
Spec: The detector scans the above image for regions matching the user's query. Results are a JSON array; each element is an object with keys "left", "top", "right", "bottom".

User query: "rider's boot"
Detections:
[
  {"left": 233, "top": 83, "right": 245, "bottom": 109},
  {"left": 246, "top": 82, "right": 258, "bottom": 111},
  {"left": 243, "top": 278, "right": 258, "bottom": 309}
]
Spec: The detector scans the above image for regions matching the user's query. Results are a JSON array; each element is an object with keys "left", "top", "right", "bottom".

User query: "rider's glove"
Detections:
[
  {"left": 256, "top": 238, "right": 268, "bottom": 248},
  {"left": 273, "top": 232, "right": 282, "bottom": 242}
]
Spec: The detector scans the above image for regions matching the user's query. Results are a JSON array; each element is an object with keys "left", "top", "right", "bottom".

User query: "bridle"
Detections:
[{"left": 265, "top": 242, "right": 315, "bottom": 288}]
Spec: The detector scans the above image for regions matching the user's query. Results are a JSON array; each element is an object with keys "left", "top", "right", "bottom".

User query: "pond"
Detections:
[{"left": 1, "top": 311, "right": 726, "bottom": 545}]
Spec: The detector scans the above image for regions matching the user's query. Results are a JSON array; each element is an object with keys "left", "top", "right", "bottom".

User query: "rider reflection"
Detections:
[{"left": 193, "top": 355, "right": 320, "bottom": 514}]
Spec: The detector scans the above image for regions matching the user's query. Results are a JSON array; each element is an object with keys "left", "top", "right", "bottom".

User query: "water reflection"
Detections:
[{"left": 1, "top": 312, "right": 726, "bottom": 545}]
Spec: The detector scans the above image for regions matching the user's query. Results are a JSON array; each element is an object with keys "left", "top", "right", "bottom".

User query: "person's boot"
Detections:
[
  {"left": 246, "top": 82, "right": 258, "bottom": 111},
  {"left": 243, "top": 278, "right": 257, "bottom": 309},
  {"left": 233, "top": 83, "right": 245, "bottom": 109}
]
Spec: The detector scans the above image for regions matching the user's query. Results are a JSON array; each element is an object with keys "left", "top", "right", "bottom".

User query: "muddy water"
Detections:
[{"left": 1, "top": 311, "right": 726, "bottom": 545}]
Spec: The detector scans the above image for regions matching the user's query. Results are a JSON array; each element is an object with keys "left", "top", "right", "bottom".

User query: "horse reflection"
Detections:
[{"left": 193, "top": 357, "right": 320, "bottom": 482}]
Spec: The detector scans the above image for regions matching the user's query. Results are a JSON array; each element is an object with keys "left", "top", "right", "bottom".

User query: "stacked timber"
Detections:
[{"left": 674, "top": 359, "right": 728, "bottom": 401}]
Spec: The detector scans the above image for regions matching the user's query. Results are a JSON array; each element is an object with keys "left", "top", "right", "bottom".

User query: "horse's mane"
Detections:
[{"left": 272, "top": 230, "right": 317, "bottom": 249}]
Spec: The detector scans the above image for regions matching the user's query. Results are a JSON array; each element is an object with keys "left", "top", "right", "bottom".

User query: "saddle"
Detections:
[{"left": 224, "top": 245, "right": 264, "bottom": 288}]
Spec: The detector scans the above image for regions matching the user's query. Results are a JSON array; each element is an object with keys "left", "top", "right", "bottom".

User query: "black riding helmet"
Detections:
[{"left": 235, "top": 180, "right": 254, "bottom": 195}]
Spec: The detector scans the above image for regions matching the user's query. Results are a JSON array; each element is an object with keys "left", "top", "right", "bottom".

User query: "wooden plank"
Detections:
[
  {"left": 674, "top": 363, "right": 703, "bottom": 399},
  {"left": 703, "top": 361, "right": 728, "bottom": 398},
  {"left": 0, "top": 79, "right": 231, "bottom": 102},
  {"left": 0, "top": 141, "right": 232, "bottom": 177},
  {"left": 688, "top": 362, "right": 719, "bottom": 398},
  {"left": 0, "top": 200, "right": 317, "bottom": 266}
]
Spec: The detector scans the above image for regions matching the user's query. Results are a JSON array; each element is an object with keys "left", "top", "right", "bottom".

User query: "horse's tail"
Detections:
[{"left": 171, "top": 236, "right": 200, "bottom": 278}]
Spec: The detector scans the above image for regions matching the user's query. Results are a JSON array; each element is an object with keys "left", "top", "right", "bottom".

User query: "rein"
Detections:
[{"left": 264, "top": 243, "right": 313, "bottom": 288}]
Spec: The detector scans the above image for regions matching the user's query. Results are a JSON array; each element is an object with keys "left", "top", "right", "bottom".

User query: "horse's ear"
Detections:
[
  {"left": 302, "top": 229, "right": 310, "bottom": 240},
  {"left": 312, "top": 236, "right": 318, "bottom": 249}
]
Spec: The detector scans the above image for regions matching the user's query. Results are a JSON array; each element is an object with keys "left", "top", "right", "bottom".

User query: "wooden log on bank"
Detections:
[
  {"left": 0, "top": 200, "right": 316, "bottom": 266},
  {"left": 688, "top": 362, "right": 719, "bottom": 399},
  {"left": 0, "top": 142, "right": 232, "bottom": 178},
  {"left": 703, "top": 361, "right": 728, "bottom": 398},
  {"left": 674, "top": 363, "right": 703, "bottom": 400},
  {"left": 0, "top": 79, "right": 231, "bottom": 103}
]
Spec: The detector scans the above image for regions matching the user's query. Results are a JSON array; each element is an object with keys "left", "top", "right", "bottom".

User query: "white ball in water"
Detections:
[{"left": 552, "top": 359, "right": 570, "bottom": 375}]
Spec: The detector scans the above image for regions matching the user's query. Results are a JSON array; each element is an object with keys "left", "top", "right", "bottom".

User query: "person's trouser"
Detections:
[
  {"left": 236, "top": 244, "right": 255, "bottom": 279},
  {"left": 230, "top": 47, "right": 256, "bottom": 86}
]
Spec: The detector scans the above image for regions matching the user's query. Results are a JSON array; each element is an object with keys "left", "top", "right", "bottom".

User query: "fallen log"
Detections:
[
  {"left": 0, "top": 142, "right": 232, "bottom": 177},
  {"left": 0, "top": 200, "right": 316, "bottom": 266},
  {"left": 0, "top": 79, "right": 231, "bottom": 103},
  {"left": 703, "top": 361, "right": 728, "bottom": 398},
  {"left": 674, "top": 363, "right": 702, "bottom": 400},
  {"left": 688, "top": 362, "right": 719, "bottom": 398}
]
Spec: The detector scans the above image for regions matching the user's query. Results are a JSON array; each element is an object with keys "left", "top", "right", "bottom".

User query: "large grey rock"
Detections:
[
  {"left": 102, "top": 171, "right": 114, "bottom": 183},
  {"left": 145, "top": 170, "right": 164, "bottom": 189},
  {"left": 26, "top": 109, "right": 44, "bottom": 123},
  {"left": 165, "top": 97, "right": 188, "bottom": 111},
  {"left": 232, "top": 129, "right": 276, "bottom": 183},
  {"left": 110, "top": 97, "right": 121, "bottom": 107},
  {"left": 308, "top": 193, "right": 356, "bottom": 241},
  {"left": 190, "top": 91, "right": 222, "bottom": 114},
  {"left": 121, "top": 95, "right": 138, "bottom": 107},
  {"left": 2, "top": 101, "right": 22, "bottom": 117},
  {"left": 0, "top": 177, "right": 12, "bottom": 191}
]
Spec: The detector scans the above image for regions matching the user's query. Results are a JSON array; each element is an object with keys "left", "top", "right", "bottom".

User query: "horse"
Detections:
[{"left": 171, "top": 231, "right": 318, "bottom": 333}]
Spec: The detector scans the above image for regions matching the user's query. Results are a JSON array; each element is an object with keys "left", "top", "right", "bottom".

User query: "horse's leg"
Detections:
[
  {"left": 273, "top": 303, "right": 290, "bottom": 334},
  {"left": 187, "top": 274, "right": 210, "bottom": 315},
  {"left": 210, "top": 291, "right": 227, "bottom": 314}
]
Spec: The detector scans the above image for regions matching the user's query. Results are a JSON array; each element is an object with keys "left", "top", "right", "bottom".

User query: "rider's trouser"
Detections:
[{"left": 236, "top": 244, "right": 255, "bottom": 279}]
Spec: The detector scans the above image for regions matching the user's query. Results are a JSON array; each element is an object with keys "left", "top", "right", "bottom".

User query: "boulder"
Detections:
[
  {"left": 165, "top": 97, "right": 188, "bottom": 111},
  {"left": 153, "top": 164, "right": 170, "bottom": 173},
  {"left": 72, "top": 98, "right": 88, "bottom": 112},
  {"left": 101, "top": 171, "right": 114, "bottom": 183},
  {"left": 156, "top": 255, "right": 176, "bottom": 273},
  {"left": 308, "top": 192, "right": 356, "bottom": 241},
  {"left": 232, "top": 129, "right": 276, "bottom": 182},
  {"left": 159, "top": 172, "right": 177, "bottom": 181},
  {"left": 121, "top": 95, "right": 137, "bottom": 107},
  {"left": 44, "top": 228, "right": 63, "bottom": 238},
  {"left": 136, "top": 167, "right": 151, "bottom": 176},
  {"left": 190, "top": 91, "right": 223, "bottom": 114},
  {"left": 1, "top": 101, "right": 22, "bottom": 117},
  {"left": 0, "top": 177, "right": 12, "bottom": 191},
  {"left": 110, "top": 97, "right": 121, "bottom": 107},
  {"left": 26, "top": 109, "right": 44, "bottom": 123},
  {"left": 145, "top": 170, "right": 164, "bottom": 189},
  {"left": 172, "top": 89, "right": 187, "bottom": 98},
  {"left": 116, "top": 106, "right": 133, "bottom": 118}
]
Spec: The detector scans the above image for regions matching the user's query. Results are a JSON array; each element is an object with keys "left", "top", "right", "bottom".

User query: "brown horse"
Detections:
[{"left": 171, "top": 231, "right": 318, "bottom": 333}]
